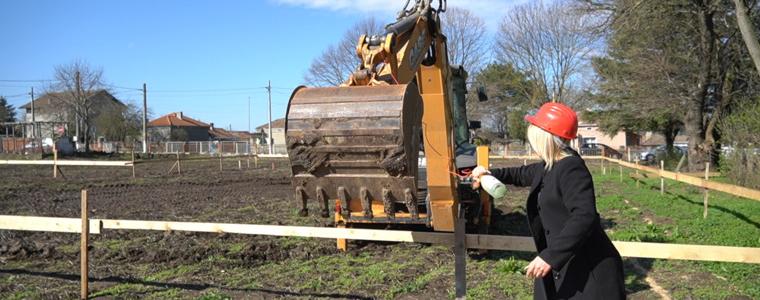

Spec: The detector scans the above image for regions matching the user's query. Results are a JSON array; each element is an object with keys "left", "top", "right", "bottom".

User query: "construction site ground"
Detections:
[{"left": 1, "top": 157, "right": 758, "bottom": 299}]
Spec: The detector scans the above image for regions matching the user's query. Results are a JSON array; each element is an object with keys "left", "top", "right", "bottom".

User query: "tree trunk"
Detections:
[
  {"left": 732, "top": 0, "right": 760, "bottom": 74},
  {"left": 663, "top": 122, "right": 678, "bottom": 152},
  {"left": 685, "top": 4, "right": 715, "bottom": 172}
]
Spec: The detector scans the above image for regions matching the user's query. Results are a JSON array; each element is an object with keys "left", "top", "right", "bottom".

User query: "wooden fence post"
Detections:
[
  {"left": 627, "top": 147, "right": 631, "bottom": 162},
  {"left": 660, "top": 160, "right": 665, "bottom": 195},
  {"left": 53, "top": 143, "right": 58, "bottom": 178},
  {"left": 635, "top": 161, "right": 640, "bottom": 188},
  {"left": 131, "top": 148, "right": 136, "bottom": 178},
  {"left": 80, "top": 189, "right": 89, "bottom": 300},
  {"left": 176, "top": 152, "right": 182, "bottom": 175},
  {"left": 601, "top": 157, "right": 606, "bottom": 175},
  {"left": 219, "top": 152, "right": 223, "bottom": 171},
  {"left": 619, "top": 165, "right": 623, "bottom": 182},
  {"left": 704, "top": 162, "right": 710, "bottom": 219},
  {"left": 238, "top": 160, "right": 242, "bottom": 170}
]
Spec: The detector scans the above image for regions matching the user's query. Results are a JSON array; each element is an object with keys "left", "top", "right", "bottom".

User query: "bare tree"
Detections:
[
  {"left": 304, "top": 17, "right": 384, "bottom": 86},
  {"left": 441, "top": 6, "right": 489, "bottom": 73},
  {"left": 49, "top": 60, "right": 106, "bottom": 152},
  {"left": 495, "top": 1, "right": 597, "bottom": 104}
]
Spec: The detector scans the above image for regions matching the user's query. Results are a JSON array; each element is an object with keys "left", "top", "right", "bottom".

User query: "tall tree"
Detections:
[
  {"left": 495, "top": 1, "right": 597, "bottom": 104},
  {"left": 49, "top": 59, "right": 106, "bottom": 152},
  {"left": 303, "top": 17, "right": 384, "bottom": 86},
  {"left": 94, "top": 101, "right": 143, "bottom": 142},
  {"left": 468, "top": 63, "right": 537, "bottom": 140},
  {"left": 579, "top": 0, "right": 760, "bottom": 171},
  {"left": 732, "top": 0, "right": 760, "bottom": 74},
  {"left": 0, "top": 96, "right": 16, "bottom": 135},
  {"left": 304, "top": 7, "right": 490, "bottom": 86},
  {"left": 0, "top": 96, "right": 15, "bottom": 122},
  {"left": 441, "top": 6, "right": 489, "bottom": 73}
]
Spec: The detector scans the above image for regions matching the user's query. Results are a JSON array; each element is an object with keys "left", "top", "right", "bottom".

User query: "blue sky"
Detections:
[{"left": 0, "top": 0, "right": 523, "bottom": 131}]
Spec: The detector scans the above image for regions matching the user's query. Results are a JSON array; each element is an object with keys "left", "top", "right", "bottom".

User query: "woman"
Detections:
[{"left": 472, "top": 102, "right": 625, "bottom": 299}]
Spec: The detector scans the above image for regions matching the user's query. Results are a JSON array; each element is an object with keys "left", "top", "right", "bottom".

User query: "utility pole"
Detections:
[
  {"left": 142, "top": 83, "right": 147, "bottom": 154},
  {"left": 248, "top": 96, "right": 251, "bottom": 134},
  {"left": 267, "top": 80, "right": 273, "bottom": 155},
  {"left": 29, "top": 87, "right": 35, "bottom": 138}
]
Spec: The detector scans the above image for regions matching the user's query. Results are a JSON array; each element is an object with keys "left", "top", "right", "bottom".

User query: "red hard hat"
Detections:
[{"left": 524, "top": 102, "right": 578, "bottom": 140}]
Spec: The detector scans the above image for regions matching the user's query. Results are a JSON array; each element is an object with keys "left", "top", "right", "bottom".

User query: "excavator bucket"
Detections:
[{"left": 285, "top": 83, "right": 424, "bottom": 222}]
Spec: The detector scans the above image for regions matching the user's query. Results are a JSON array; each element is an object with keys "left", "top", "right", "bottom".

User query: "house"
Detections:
[
  {"left": 20, "top": 89, "right": 126, "bottom": 139},
  {"left": 575, "top": 119, "right": 639, "bottom": 151},
  {"left": 148, "top": 112, "right": 211, "bottom": 141},
  {"left": 255, "top": 118, "right": 286, "bottom": 146}
]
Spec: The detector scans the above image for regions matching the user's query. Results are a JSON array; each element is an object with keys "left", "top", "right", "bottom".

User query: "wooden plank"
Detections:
[
  {"left": 0, "top": 215, "right": 101, "bottom": 234},
  {"left": 257, "top": 154, "right": 288, "bottom": 158},
  {"left": 612, "top": 241, "right": 760, "bottom": 263},
  {"left": 3, "top": 214, "right": 759, "bottom": 264},
  {"left": 99, "top": 219, "right": 453, "bottom": 244},
  {"left": 490, "top": 155, "right": 605, "bottom": 160},
  {"left": 604, "top": 157, "right": 760, "bottom": 202},
  {"left": 0, "top": 160, "right": 132, "bottom": 166}
]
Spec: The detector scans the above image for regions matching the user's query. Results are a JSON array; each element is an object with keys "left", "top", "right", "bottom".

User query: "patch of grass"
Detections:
[
  {"left": 592, "top": 169, "right": 760, "bottom": 298},
  {"left": 145, "top": 288, "right": 183, "bottom": 299},
  {"left": 144, "top": 264, "right": 201, "bottom": 281},
  {"left": 196, "top": 289, "right": 232, "bottom": 300},
  {"left": 89, "top": 283, "right": 150, "bottom": 298},
  {"left": 57, "top": 243, "right": 79, "bottom": 254},
  {"left": 226, "top": 242, "right": 246, "bottom": 255},
  {"left": 94, "top": 238, "right": 130, "bottom": 251},
  {"left": 386, "top": 265, "right": 448, "bottom": 298},
  {"left": 7, "top": 289, "right": 38, "bottom": 300}
]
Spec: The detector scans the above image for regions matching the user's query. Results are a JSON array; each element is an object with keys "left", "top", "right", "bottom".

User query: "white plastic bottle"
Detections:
[{"left": 479, "top": 175, "right": 507, "bottom": 198}]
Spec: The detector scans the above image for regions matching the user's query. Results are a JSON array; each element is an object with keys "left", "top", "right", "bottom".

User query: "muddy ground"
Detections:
[{"left": 0, "top": 157, "right": 757, "bottom": 299}]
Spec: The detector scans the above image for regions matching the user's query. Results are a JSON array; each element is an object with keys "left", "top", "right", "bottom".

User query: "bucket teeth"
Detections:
[
  {"left": 338, "top": 186, "right": 350, "bottom": 219},
  {"left": 382, "top": 188, "right": 394, "bottom": 219},
  {"left": 360, "top": 187, "right": 372, "bottom": 218},
  {"left": 296, "top": 186, "right": 308, "bottom": 217},
  {"left": 316, "top": 186, "right": 329, "bottom": 218},
  {"left": 404, "top": 188, "right": 418, "bottom": 220}
]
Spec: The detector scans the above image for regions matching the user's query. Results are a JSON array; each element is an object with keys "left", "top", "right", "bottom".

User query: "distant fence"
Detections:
[
  {"left": 135, "top": 141, "right": 287, "bottom": 156},
  {"left": 0, "top": 137, "right": 50, "bottom": 154}
]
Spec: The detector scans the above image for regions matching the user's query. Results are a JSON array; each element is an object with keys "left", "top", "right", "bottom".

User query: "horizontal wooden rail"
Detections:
[
  {"left": 0, "top": 215, "right": 101, "bottom": 233},
  {"left": 491, "top": 155, "right": 605, "bottom": 160},
  {"left": 256, "top": 154, "right": 288, "bottom": 158},
  {"left": 2, "top": 215, "right": 758, "bottom": 264},
  {"left": 0, "top": 160, "right": 132, "bottom": 166},
  {"left": 606, "top": 157, "right": 760, "bottom": 202}
]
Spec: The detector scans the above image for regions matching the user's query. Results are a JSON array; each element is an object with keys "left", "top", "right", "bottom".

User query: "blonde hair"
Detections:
[{"left": 527, "top": 124, "right": 572, "bottom": 170}]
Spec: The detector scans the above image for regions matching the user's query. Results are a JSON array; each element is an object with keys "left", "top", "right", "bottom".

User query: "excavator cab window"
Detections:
[{"left": 477, "top": 86, "right": 488, "bottom": 102}]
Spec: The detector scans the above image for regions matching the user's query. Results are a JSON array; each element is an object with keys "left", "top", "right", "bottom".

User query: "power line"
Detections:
[
  {"left": 1, "top": 91, "right": 30, "bottom": 96},
  {"left": 0, "top": 79, "right": 57, "bottom": 83}
]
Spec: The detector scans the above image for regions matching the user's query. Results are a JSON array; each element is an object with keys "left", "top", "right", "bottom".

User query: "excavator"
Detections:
[{"left": 285, "top": 0, "right": 491, "bottom": 250}]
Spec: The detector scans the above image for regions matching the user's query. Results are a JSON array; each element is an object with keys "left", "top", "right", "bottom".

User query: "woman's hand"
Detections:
[
  {"left": 524, "top": 256, "right": 552, "bottom": 279},
  {"left": 470, "top": 165, "right": 490, "bottom": 189}
]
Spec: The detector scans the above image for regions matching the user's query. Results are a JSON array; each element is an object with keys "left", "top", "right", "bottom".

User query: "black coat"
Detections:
[{"left": 491, "top": 154, "right": 625, "bottom": 299}]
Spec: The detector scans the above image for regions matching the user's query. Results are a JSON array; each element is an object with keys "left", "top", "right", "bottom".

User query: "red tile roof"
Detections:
[{"left": 148, "top": 112, "right": 210, "bottom": 127}]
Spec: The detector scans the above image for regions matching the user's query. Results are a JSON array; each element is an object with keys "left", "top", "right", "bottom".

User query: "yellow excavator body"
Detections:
[{"left": 284, "top": 0, "right": 490, "bottom": 248}]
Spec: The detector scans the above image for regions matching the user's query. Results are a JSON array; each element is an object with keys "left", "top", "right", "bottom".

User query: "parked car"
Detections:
[
  {"left": 639, "top": 145, "right": 686, "bottom": 163},
  {"left": 580, "top": 143, "right": 622, "bottom": 159}
]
